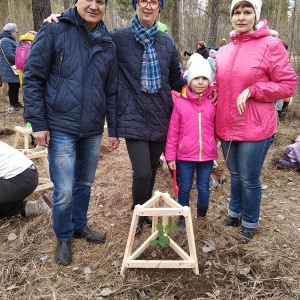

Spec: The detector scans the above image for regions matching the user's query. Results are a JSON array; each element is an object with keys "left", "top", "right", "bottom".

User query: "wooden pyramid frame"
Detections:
[{"left": 121, "top": 191, "right": 199, "bottom": 275}]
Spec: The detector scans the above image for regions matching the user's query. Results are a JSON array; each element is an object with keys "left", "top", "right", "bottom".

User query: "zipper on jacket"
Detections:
[
  {"left": 198, "top": 112, "right": 202, "bottom": 161},
  {"left": 55, "top": 52, "right": 64, "bottom": 89}
]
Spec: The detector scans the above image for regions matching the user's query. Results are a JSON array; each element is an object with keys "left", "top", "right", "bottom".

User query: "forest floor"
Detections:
[{"left": 0, "top": 84, "right": 299, "bottom": 300}]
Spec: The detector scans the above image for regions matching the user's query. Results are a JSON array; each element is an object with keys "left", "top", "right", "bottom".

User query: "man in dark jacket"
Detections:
[{"left": 22, "top": 0, "right": 119, "bottom": 266}]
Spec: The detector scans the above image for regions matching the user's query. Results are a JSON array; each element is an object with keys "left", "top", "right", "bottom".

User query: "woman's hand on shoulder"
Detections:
[
  {"left": 211, "top": 89, "right": 218, "bottom": 105},
  {"left": 43, "top": 14, "right": 61, "bottom": 24},
  {"left": 236, "top": 88, "right": 250, "bottom": 115}
]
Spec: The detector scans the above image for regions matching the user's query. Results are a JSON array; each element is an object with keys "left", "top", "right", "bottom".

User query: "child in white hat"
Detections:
[{"left": 165, "top": 53, "right": 218, "bottom": 231}]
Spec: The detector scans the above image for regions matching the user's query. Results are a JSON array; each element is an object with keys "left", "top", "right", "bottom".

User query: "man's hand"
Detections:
[
  {"left": 211, "top": 90, "right": 218, "bottom": 105},
  {"left": 108, "top": 137, "right": 120, "bottom": 151},
  {"left": 32, "top": 130, "right": 50, "bottom": 147}
]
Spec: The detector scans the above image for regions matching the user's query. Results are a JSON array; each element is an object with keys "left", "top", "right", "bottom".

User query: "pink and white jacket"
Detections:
[
  {"left": 165, "top": 85, "right": 218, "bottom": 162},
  {"left": 215, "top": 19, "right": 298, "bottom": 142}
]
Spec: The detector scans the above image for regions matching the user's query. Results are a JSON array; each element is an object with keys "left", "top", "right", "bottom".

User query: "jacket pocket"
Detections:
[
  {"left": 52, "top": 79, "right": 69, "bottom": 113},
  {"left": 117, "top": 88, "right": 129, "bottom": 116}
]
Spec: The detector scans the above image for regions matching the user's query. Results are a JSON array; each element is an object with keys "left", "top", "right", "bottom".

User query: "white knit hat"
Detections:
[
  {"left": 186, "top": 53, "right": 212, "bottom": 85},
  {"left": 230, "top": 0, "right": 262, "bottom": 21}
]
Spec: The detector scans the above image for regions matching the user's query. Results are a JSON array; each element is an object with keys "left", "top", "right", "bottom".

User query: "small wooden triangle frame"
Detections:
[
  {"left": 13, "top": 126, "right": 53, "bottom": 192},
  {"left": 121, "top": 191, "right": 199, "bottom": 275}
]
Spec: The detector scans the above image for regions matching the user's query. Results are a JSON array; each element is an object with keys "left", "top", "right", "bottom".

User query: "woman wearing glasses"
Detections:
[
  {"left": 0, "top": 23, "right": 22, "bottom": 113},
  {"left": 111, "top": 0, "right": 186, "bottom": 235}
]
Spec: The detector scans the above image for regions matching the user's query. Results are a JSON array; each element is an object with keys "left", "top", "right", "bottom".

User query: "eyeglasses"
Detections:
[{"left": 137, "top": 0, "right": 160, "bottom": 10}]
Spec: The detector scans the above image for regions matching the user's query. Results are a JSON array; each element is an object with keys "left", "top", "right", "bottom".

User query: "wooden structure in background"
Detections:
[{"left": 13, "top": 126, "right": 53, "bottom": 192}]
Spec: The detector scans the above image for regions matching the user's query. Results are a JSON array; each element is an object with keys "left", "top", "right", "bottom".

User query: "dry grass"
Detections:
[{"left": 0, "top": 86, "right": 299, "bottom": 299}]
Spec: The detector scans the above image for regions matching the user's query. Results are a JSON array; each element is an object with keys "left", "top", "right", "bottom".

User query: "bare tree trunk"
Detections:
[
  {"left": 32, "top": 0, "right": 52, "bottom": 32},
  {"left": 63, "top": 0, "right": 71, "bottom": 10},
  {"left": 171, "top": 0, "right": 181, "bottom": 59},
  {"left": 208, "top": 0, "right": 219, "bottom": 46},
  {"left": 7, "top": 0, "right": 15, "bottom": 21}
]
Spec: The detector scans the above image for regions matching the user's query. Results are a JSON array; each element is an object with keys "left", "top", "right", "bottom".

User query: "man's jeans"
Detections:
[
  {"left": 178, "top": 160, "right": 214, "bottom": 208},
  {"left": 221, "top": 137, "right": 273, "bottom": 228},
  {"left": 48, "top": 130, "right": 102, "bottom": 241}
]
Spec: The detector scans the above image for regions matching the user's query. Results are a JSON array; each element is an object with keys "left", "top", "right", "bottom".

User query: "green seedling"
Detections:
[{"left": 149, "top": 216, "right": 178, "bottom": 248}]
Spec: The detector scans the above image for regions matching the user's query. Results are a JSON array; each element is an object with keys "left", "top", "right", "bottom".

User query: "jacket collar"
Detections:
[
  {"left": 181, "top": 84, "right": 214, "bottom": 104},
  {"left": 230, "top": 19, "right": 271, "bottom": 44}
]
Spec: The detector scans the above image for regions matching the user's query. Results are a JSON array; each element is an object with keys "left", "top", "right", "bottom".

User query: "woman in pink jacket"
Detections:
[
  {"left": 165, "top": 53, "right": 217, "bottom": 231},
  {"left": 215, "top": 0, "right": 297, "bottom": 243}
]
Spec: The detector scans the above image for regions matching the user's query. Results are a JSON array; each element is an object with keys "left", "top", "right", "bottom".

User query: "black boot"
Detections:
[
  {"left": 223, "top": 216, "right": 241, "bottom": 227},
  {"left": 178, "top": 216, "right": 186, "bottom": 233},
  {"left": 197, "top": 205, "right": 208, "bottom": 218},
  {"left": 135, "top": 217, "right": 144, "bottom": 237},
  {"left": 143, "top": 216, "right": 152, "bottom": 226},
  {"left": 135, "top": 216, "right": 153, "bottom": 237},
  {"left": 55, "top": 241, "right": 72, "bottom": 266},
  {"left": 239, "top": 226, "right": 256, "bottom": 244}
]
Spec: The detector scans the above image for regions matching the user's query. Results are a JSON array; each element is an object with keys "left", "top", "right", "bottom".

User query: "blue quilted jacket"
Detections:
[
  {"left": 111, "top": 27, "right": 186, "bottom": 141},
  {"left": 0, "top": 32, "right": 19, "bottom": 83},
  {"left": 23, "top": 7, "right": 118, "bottom": 137}
]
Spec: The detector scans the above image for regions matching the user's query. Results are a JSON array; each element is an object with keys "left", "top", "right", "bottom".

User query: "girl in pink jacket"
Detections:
[
  {"left": 215, "top": 0, "right": 297, "bottom": 244},
  {"left": 165, "top": 53, "right": 217, "bottom": 231}
]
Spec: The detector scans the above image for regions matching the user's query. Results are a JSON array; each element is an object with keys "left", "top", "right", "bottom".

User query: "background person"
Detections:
[
  {"left": 23, "top": 0, "right": 119, "bottom": 266},
  {"left": 215, "top": 0, "right": 297, "bottom": 244},
  {"left": 271, "top": 135, "right": 300, "bottom": 171},
  {"left": 207, "top": 49, "right": 217, "bottom": 82},
  {"left": 220, "top": 38, "right": 227, "bottom": 47},
  {"left": 0, "top": 23, "right": 22, "bottom": 113},
  {"left": 15, "top": 31, "right": 36, "bottom": 85},
  {"left": 0, "top": 141, "right": 51, "bottom": 219},
  {"left": 184, "top": 40, "right": 209, "bottom": 59},
  {"left": 165, "top": 53, "right": 217, "bottom": 231}
]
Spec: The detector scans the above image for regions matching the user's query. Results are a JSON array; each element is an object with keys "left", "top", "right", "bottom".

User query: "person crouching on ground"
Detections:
[
  {"left": 0, "top": 141, "right": 51, "bottom": 219},
  {"left": 165, "top": 53, "right": 217, "bottom": 231},
  {"left": 272, "top": 135, "right": 300, "bottom": 171}
]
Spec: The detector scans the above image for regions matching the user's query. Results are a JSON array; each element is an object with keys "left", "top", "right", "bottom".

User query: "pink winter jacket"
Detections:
[
  {"left": 165, "top": 85, "right": 218, "bottom": 162},
  {"left": 215, "top": 19, "right": 298, "bottom": 142}
]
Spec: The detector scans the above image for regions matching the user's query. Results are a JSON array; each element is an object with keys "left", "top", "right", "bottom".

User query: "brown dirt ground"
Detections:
[{"left": 0, "top": 84, "right": 299, "bottom": 300}]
